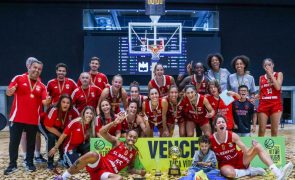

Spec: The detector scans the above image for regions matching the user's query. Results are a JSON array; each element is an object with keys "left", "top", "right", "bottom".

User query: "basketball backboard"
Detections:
[{"left": 128, "top": 22, "right": 182, "bottom": 58}]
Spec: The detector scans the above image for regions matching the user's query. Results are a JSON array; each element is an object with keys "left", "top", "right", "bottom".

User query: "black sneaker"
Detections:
[
  {"left": 34, "top": 154, "right": 47, "bottom": 163},
  {"left": 4, "top": 165, "right": 17, "bottom": 175},
  {"left": 25, "top": 163, "right": 36, "bottom": 172},
  {"left": 47, "top": 163, "right": 55, "bottom": 170}
]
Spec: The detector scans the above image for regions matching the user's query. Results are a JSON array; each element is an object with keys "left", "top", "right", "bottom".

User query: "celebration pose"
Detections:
[
  {"left": 5, "top": 60, "right": 51, "bottom": 175},
  {"left": 210, "top": 115, "right": 293, "bottom": 179},
  {"left": 206, "top": 53, "right": 230, "bottom": 91},
  {"left": 232, "top": 85, "right": 256, "bottom": 137},
  {"left": 97, "top": 74, "right": 128, "bottom": 114},
  {"left": 148, "top": 63, "right": 175, "bottom": 97},
  {"left": 178, "top": 62, "right": 208, "bottom": 95},
  {"left": 121, "top": 101, "right": 150, "bottom": 137},
  {"left": 142, "top": 88, "right": 169, "bottom": 137},
  {"left": 47, "top": 63, "right": 77, "bottom": 105},
  {"left": 183, "top": 85, "right": 214, "bottom": 137},
  {"left": 55, "top": 118, "right": 145, "bottom": 180},
  {"left": 257, "top": 58, "right": 283, "bottom": 137},
  {"left": 95, "top": 99, "right": 122, "bottom": 138}
]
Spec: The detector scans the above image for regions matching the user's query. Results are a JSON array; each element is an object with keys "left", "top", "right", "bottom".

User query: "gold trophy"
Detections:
[{"left": 168, "top": 146, "right": 181, "bottom": 176}]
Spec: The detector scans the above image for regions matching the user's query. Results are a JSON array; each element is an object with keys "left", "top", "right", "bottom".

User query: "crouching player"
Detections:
[{"left": 55, "top": 114, "right": 145, "bottom": 180}]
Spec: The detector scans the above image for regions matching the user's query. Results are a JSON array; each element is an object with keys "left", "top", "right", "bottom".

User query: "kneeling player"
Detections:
[{"left": 55, "top": 115, "right": 145, "bottom": 180}]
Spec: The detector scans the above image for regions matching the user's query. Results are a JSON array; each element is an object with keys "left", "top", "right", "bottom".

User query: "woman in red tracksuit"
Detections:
[
  {"left": 48, "top": 106, "right": 96, "bottom": 167},
  {"left": 43, "top": 94, "right": 79, "bottom": 169}
]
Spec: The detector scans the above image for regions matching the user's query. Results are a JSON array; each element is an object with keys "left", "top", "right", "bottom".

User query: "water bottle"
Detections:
[{"left": 153, "top": 126, "right": 160, "bottom": 137}]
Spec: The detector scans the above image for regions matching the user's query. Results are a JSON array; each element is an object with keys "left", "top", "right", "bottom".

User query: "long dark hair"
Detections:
[
  {"left": 56, "top": 94, "right": 73, "bottom": 121},
  {"left": 99, "top": 99, "right": 115, "bottom": 125}
]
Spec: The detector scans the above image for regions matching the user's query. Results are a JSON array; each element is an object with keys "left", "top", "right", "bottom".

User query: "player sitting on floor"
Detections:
[{"left": 54, "top": 113, "right": 146, "bottom": 180}]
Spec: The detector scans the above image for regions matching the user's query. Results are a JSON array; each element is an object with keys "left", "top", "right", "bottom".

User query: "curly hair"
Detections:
[
  {"left": 231, "top": 55, "right": 250, "bottom": 72},
  {"left": 207, "top": 53, "right": 224, "bottom": 69}
]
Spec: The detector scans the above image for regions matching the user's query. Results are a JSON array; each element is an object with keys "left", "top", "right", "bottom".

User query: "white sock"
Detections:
[
  {"left": 34, "top": 151, "right": 40, "bottom": 157},
  {"left": 62, "top": 170, "right": 71, "bottom": 179},
  {"left": 21, "top": 152, "right": 27, "bottom": 159},
  {"left": 269, "top": 164, "right": 282, "bottom": 177},
  {"left": 235, "top": 169, "right": 250, "bottom": 178}
]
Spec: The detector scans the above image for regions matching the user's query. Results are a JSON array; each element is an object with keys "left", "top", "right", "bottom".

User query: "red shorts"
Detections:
[
  {"left": 257, "top": 100, "right": 282, "bottom": 117},
  {"left": 86, "top": 155, "right": 114, "bottom": 180},
  {"left": 219, "top": 151, "right": 249, "bottom": 169},
  {"left": 187, "top": 116, "right": 209, "bottom": 127}
]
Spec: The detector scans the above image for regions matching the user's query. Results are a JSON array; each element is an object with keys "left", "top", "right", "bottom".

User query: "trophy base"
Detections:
[
  {"left": 155, "top": 171, "right": 162, "bottom": 177},
  {"left": 168, "top": 167, "right": 180, "bottom": 176}
]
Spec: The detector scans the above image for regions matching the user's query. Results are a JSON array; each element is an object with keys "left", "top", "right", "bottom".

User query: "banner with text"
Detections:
[{"left": 90, "top": 136, "right": 286, "bottom": 172}]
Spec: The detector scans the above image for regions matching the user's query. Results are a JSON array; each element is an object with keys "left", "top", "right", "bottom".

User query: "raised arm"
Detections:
[
  {"left": 137, "top": 115, "right": 150, "bottom": 137},
  {"left": 271, "top": 72, "right": 283, "bottom": 91},
  {"left": 99, "top": 112, "right": 126, "bottom": 146},
  {"left": 178, "top": 76, "right": 191, "bottom": 92},
  {"left": 227, "top": 91, "right": 241, "bottom": 100}
]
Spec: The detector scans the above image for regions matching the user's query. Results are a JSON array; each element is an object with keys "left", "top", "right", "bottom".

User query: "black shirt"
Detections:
[{"left": 232, "top": 99, "right": 254, "bottom": 133}]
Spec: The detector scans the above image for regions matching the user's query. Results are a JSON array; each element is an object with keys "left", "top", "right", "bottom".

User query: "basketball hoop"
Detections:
[{"left": 148, "top": 44, "right": 163, "bottom": 61}]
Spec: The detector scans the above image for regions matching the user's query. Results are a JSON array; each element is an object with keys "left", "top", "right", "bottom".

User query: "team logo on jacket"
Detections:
[
  {"left": 36, "top": 85, "right": 41, "bottom": 91},
  {"left": 98, "top": 78, "right": 101, "bottom": 82},
  {"left": 245, "top": 105, "right": 249, "bottom": 110},
  {"left": 66, "top": 84, "right": 70, "bottom": 89},
  {"left": 91, "top": 92, "right": 95, "bottom": 97}
]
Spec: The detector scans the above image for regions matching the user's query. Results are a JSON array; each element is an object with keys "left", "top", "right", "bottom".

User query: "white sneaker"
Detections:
[
  {"left": 249, "top": 167, "right": 266, "bottom": 176},
  {"left": 278, "top": 162, "right": 294, "bottom": 180}
]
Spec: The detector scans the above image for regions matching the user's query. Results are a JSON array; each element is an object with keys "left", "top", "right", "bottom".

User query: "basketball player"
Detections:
[
  {"left": 148, "top": 63, "right": 175, "bottom": 97},
  {"left": 54, "top": 114, "right": 145, "bottom": 180},
  {"left": 95, "top": 99, "right": 122, "bottom": 138},
  {"left": 166, "top": 85, "right": 186, "bottom": 137},
  {"left": 257, "top": 58, "right": 283, "bottom": 137},
  {"left": 178, "top": 62, "right": 208, "bottom": 95},
  {"left": 206, "top": 80, "right": 240, "bottom": 131},
  {"left": 183, "top": 85, "right": 214, "bottom": 137},
  {"left": 127, "top": 81, "right": 147, "bottom": 113},
  {"left": 121, "top": 100, "right": 150, "bottom": 137},
  {"left": 210, "top": 115, "right": 293, "bottom": 179},
  {"left": 142, "top": 88, "right": 169, "bottom": 137},
  {"left": 97, "top": 74, "right": 128, "bottom": 114}
]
